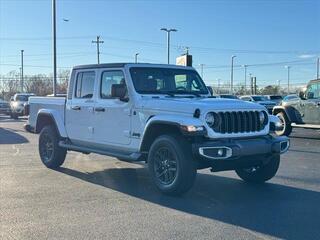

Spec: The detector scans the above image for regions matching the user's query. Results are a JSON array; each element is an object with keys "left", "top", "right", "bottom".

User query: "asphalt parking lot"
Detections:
[{"left": 0, "top": 114, "right": 319, "bottom": 240}]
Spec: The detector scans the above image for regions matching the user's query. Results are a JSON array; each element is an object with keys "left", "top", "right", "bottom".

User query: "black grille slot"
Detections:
[{"left": 211, "top": 111, "right": 266, "bottom": 134}]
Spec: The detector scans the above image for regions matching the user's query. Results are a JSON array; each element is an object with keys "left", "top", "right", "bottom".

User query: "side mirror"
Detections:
[
  {"left": 306, "top": 91, "right": 314, "bottom": 99},
  {"left": 299, "top": 91, "right": 306, "bottom": 100},
  {"left": 111, "top": 84, "right": 128, "bottom": 101}
]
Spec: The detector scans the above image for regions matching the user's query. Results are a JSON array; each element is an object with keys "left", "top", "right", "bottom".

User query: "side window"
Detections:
[
  {"left": 175, "top": 74, "right": 201, "bottom": 91},
  {"left": 75, "top": 71, "right": 95, "bottom": 98},
  {"left": 307, "top": 83, "right": 319, "bottom": 99},
  {"left": 100, "top": 70, "right": 125, "bottom": 99}
]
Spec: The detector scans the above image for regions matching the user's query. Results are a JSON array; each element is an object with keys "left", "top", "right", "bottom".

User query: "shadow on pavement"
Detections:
[
  {"left": 0, "top": 127, "right": 29, "bottom": 144},
  {"left": 58, "top": 166, "right": 320, "bottom": 240}
]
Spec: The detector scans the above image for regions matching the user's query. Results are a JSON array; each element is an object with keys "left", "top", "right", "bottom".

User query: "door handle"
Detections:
[
  {"left": 71, "top": 106, "right": 81, "bottom": 110},
  {"left": 94, "top": 107, "right": 105, "bottom": 112}
]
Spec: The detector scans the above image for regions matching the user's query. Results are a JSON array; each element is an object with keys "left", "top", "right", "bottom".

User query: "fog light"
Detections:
[{"left": 217, "top": 149, "right": 224, "bottom": 156}]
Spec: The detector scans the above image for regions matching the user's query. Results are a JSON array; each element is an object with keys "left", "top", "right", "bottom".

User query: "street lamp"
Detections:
[
  {"left": 199, "top": 64, "right": 205, "bottom": 79},
  {"left": 135, "top": 53, "right": 139, "bottom": 63},
  {"left": 52, "top": 0, "right": 57, "bottom": 96},
  {"left": 242, "top": 64, "right": 248, "bottom": 93},
  {"left": 230, "top": 55, "right": 236, "bottom": 94},
  {"left": 217, "top": 78, "right": 221, "bottom": 94},
  {"left": 285, "top": 66, "right": 291, "bottom": 94},
  {"left": 160, "top": 28, "right": 177, "bottom": 64},
  {"left": 277, "top": 80, "right": 281, "bottom": 94}
]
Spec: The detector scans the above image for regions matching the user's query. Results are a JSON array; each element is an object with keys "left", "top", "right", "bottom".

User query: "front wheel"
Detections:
[
  {"left": 235, "top": 155, "right": 280, "bottom": 183},
  {"left": 148, "top": 135, "right": 196, "bottom": 196},
  {"left": 275, "top": 112, "right": 292, "bottom": 136},
  {"left": 39, "top": 125, "right": 67, "bottom": 169}
]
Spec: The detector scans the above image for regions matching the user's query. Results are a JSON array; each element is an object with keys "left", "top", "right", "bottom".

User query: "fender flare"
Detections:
[
  {"left": 35, "top": 109, "right": 67, "bottom": 138},
  {"left": 139, "top": 114, "right": 204, "bottom": 152},
  {"left": 272, "top": 105, "right": 302, "bottom": 123}
]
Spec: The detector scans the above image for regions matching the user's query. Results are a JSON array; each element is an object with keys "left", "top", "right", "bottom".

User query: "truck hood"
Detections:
[
  {"left": 141, "top": 97, "right": 266, "bottom": 114},
  {"left": 255, "top": 100, "right": 276, "bottom": 105}
]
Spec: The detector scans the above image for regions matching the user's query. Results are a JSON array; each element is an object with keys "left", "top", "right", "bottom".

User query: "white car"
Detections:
[
  {"left": 27, "top": 63, "right": 289, "bottom": 195},
  {"left": 240, "top": 95, "right": 276, "bottom": 114},
  {"left": 10, "top": 93, "right": 35, "bottom": 119},
  {"left": 0, "top": 99, "right": 11, "bottom": 115}
]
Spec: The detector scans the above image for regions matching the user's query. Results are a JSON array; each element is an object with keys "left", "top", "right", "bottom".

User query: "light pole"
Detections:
[
  {"left": 285, "top": 66, "right": 291, "bottom": 94},
  {"left": 160, "top": 28, "right": 177, "bottom": 64},
  {"left": 52, "top": 0, "right": 57, "bottom": 96},
  {"left": 199, "top": 64, "right": 205, "bottom": 79},
  {"left": 135, "top": 53, "right": 139, "bottom": 63},
  {"left": 20, "top": 50, "right": 24, "bottom": 93},
  {"left": 242, "top": 64, "right": 248, "bottom": 93},
  {"left": 92, "top": 36, "right": 104, "bottom": 64},
  {"left": 230, "top": 55, "right": 236, "bottom": 94},
  {"left": 277, "top": 80, "right": 281, "bottom": 94},
  {"left": 217, "top": 78, "right": 221, "bottom": 94},
  {"left": 317, "top": 57, "right": 319, "bottom": 79}
]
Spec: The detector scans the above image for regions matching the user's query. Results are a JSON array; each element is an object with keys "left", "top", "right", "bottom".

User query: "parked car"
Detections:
[
  {"left": 0, "top": 98, "right": 11, "bottom": 115},
  {"left": 10, "top": 93, "right": 35, "bottom": 119},
  {"left": 264, "top": 95, "right": 283, "bottom": 105},
  {"left": 27, "top": 63, "right": 289, "bottom": 195},
  {"left": 215, "top": 94, "right": 239, "bottom": 99},
  {"left": 273, "top": 79, "right": 320, "bottom": 136},
  {"left": 240, "top": 95, "right": 276, "bottom": 113},
  {"left": 24, "top": 93, "right": 67, "bottom": 117},
  {"left": 282, "top": 94, "right": 299, "bottom": 103}
]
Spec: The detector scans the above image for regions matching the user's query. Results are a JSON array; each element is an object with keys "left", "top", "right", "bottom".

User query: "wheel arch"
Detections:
[
  {"left": 35, "top": 110, "right": 67, "bottom": 138},
  {"left": 139, "top": 114, "right": 204, "bottom": 153},
  {"left": 272, "top": 106, "right": 302, "bottom": 123}
]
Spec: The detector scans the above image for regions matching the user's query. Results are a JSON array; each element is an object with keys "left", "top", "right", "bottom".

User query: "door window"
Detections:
[
  {"left": 100, "top": 71, "right": 125, "bottom": 99},
  {"left": 75, "top": 71, "right": 95, "bottom": 98},
  {"left": 306, "top": 82, "right": 320, "bottom": 99}
]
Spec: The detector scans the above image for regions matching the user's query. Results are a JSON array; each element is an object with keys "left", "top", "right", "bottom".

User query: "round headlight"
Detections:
[
  {"left": 259, "top": 111, "right": 266, "bottom": 124},
  {"left": 205, "top": 112, "right": 215, "bottom": 127}
]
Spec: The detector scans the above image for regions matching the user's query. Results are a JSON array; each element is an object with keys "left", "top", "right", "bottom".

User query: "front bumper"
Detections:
[
  {"left": 192, "top": 135, "right": 289, "bottom": 171},
  {"left": 0, "top": 108, "right": 11, "bottom": 114}
]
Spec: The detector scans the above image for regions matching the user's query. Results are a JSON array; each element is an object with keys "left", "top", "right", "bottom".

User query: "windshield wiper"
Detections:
[{"left": 159, "top": 91, "right": 176, "bottom": 97}]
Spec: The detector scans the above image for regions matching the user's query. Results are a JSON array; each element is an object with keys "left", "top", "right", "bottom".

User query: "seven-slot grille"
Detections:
[{"left": 210, "top": 111, "right": 267, "bottom": 134}]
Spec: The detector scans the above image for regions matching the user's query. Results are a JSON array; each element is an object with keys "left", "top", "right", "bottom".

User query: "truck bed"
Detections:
[{"left": 28, "top": 96, "right": 66, "bottom": 131}]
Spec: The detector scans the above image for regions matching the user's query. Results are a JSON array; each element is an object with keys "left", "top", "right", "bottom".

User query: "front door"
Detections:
[
  {"left": 93, "top": 69, "right": 131, "bottom": 146},
  {"left": 65, "top": 71, "right": 96, "bottom": 145},
  {"left": 303, "top": 81, "right": 320, "bottom": 124}
]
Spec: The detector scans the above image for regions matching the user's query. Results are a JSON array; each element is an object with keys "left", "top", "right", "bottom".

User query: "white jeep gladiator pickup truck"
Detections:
[{"left": 27, "top": 63, "right": 289, "bottom": 195}]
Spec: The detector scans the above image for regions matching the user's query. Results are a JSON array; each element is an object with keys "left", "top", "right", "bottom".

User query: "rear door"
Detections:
[
  {"left": 65, "top": 70, "right": 96, "bottom": 145},
  {"left": 303, "top": 81, "right": 320, "bottom": 124},
  {"left": 93, "top": 69, "right": 131, "bottom": 146}
]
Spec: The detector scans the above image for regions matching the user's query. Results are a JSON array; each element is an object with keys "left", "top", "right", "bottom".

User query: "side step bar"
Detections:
[
  {"left": 291, "top": 123, "right": 320, "bottom": 129},
  {"left": 58, "top": 141, "right": 143, "bottom": 162}
]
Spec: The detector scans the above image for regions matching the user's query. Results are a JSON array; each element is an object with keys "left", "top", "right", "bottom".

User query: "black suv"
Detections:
[{"left": 273, "top": 79, "right": 320, "bottom": 136}]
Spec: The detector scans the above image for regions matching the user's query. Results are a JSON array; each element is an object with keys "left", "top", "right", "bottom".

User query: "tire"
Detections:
[
  {"left": 235, "top": 155, "right": 280, "bottom": 183},
  {"left": 39, "top": 125, "right": 67, "bottom": 169},
  {"left": 275, "top": 112, "right": 292, "bottom": 136},
  {"left": 148, "top": 134, "right": 196, "bottom": 196},
  {"left": 10, "top": 113, "right": 18, "bottom": 119}
]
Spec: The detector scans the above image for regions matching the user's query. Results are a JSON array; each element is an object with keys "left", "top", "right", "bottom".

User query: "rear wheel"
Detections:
[
  {"left": 10, "top": 113, "right": 18, "bottom": 119},
  {"left": 39, "top": 125, "right": 67, "bottom": 168},
  {"left": 148, "top": 135, "right": 196, "bottom": 196},
  {"left": 235, "top": 155, "right": 280, "bottom": 183},
  {"left": 275, "top": 112, "right": 292, "bottom": 136}
]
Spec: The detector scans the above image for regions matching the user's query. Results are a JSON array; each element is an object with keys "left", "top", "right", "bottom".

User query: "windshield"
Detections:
[
  {"left": 252, "top": 96, "right": 267, "bottom": 101},
  {"left": 269, "top": 96, "right": 282, "bottom": 100},
  {"left": 130, "top": 67, "right": 208, "bottom": 95},
  {"left": 220, "top": 95, "right": 238, "bottom": 99},
  {"left": 15, "top": 95, "right": 31, "bottom": 101}
]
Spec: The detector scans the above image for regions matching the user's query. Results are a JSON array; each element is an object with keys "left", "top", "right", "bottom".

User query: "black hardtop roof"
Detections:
[
  {"left": 72, "top": 63, "right": 193, "bottom": 70},
  {"left": 73, "top": 63, "right": 128, "bottom": 70},
  {"left": 309, "top": 78, "right": 320, "bottom": 83}
]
